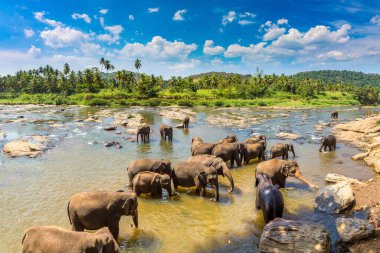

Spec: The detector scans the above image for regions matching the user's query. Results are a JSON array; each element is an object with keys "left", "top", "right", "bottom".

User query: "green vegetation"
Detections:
[{"left": 0, "top": 62, "right": 379, "bottom": 107}]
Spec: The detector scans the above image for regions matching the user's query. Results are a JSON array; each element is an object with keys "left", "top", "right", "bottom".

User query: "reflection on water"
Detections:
[{"left": 0, "top": 105, "right": 375, "bottom": 252}]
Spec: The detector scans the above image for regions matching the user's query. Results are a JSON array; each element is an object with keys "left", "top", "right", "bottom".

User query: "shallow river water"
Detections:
[{"left": 0, "top": 105, "right": 375, "bottom": 253}]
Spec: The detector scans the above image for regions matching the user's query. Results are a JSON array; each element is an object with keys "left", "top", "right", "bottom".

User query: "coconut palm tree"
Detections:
[
  {"left": 104, "top": 60, "right": 114, "bottom": 74},
  {"left": 134, "top": 59, "right": 142, "bottom": 72},
  {"left": 99, "top": 57, "right": 105, "bottom": 72}
]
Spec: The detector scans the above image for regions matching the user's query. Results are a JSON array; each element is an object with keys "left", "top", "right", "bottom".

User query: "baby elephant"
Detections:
[
  {"left": 331, "top": 111, "right": 338, "bottom": 119},
  {"left": 132, "top": 171, "right": 174, "bottom": 197},
  {"left": 319, "top": 134, "right": 336, "bottom": 152},
  {"left": 183, "top": 116, "right": 190, "bottom": 128},
  {"left": 255, "top": 173, "right": 284, "bottom": 224},
  {"left": 68, "top": 191, "right": 138, "bottom": 240},
  {"left": 22, "top": 226, "right": 120, "bottom": 253},
  {"left": 136, "top": 124, "right": 150, "bottom": 142},
  {"left": 160, "top": 124, "right": 173, "bottom": 142}
]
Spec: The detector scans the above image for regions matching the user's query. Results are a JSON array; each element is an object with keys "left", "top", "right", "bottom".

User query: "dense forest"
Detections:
[{"left": 0, "top": 62, "right": 379, "bottom": 106}]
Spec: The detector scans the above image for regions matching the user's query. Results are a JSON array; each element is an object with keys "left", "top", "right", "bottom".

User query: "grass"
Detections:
[{"left": 0, "top": 90, "right": 360, "bottom": 108}]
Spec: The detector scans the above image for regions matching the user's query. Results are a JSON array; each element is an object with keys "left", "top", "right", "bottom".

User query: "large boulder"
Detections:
[
  {"left": 325, "top": 173, "right": 365, "bottom": 186},
  {"left": 336, "top": 218, "right": 375, "bottom": 243},
  {"left": 315, "top": 182, "right": 355, "bottom": 213},
  {"left": 3, "top": 136, "right": 48, "bottom": 158},
  {"left": 259, "top": 218, "right": 330, "bottom": 253}
]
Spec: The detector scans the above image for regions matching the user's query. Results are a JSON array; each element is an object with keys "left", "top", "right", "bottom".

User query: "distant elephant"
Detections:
[
  {"left": 22, "top": 226, "right": 120, "bottom": 253},
  {"left": 242, "top": 143, "right": 266, "bottom": 164},
  {"left": 136, "top": 124, "right": 150, "bottom": 142},
  {"left": 132, "top": 171, "right": 174, "bottom": 197},
  {"left": 172, "top": 161, "right": 219, "bottom": 201},
  {"left": 331, "top": 111, "right": 338, "bottom": 119},
  {"left": 183, "top": 116, "right": 190, "bottom": 128},
  {"left": 67, "top": 191, "right": 138, "bottom": 240},
  {"left": 255, "top": 173, "right": 284, "bottom": 224},
  {"left": 219, "top": 134, "right": 238, "bottom": 144},
  {"left": 187, "top": 154, "right": 234, "bottom": 192},
  {"left": 160, "top": 124, "right": 173, "bottom": 142},
  {"left": 256, "top": 159, "right": 318, "bottom": 189},
  {"left": 127, "top": 158, "right": 172, "bottom": 187},
  {"left": 191, "top": 137, "right": 216, "bottom": 156},
  {"left": 244, "top": 134, "right": 267, "bottom": 145},
  {"left": 319, "top": 134, "right": 336, "bottom": 152},
  {"left": 212, "top": 142, "right": 244, "bottom": 168},
  {"left": 270, "top": 143, "right": 295, "bottom": 159}
]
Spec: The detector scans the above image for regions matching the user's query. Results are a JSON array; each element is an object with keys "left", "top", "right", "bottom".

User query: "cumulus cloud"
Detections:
[
  {"left": 168, "top": 59, "right": 200, "bottom": 73},
  {"left": 33, "top": 11, "right": 63, "bottom": 27},
  {"left": 27, "top": 45, "right": 41, "bottom": 58},
  {"left": 370, "top": 15, "right": 380, "bottom": 25},
  {"left": 24, "top": 28, "right": 35, "bottom": 38},
  {"left": 129, "top": 15, "right": 134, "bottom": 21},
  {"left": 260, "top": 20, "right": 287, "bottom": 41},
  {"left": 203, "top": 40, "right": 225, "bottom": 55},
  {"left": 99, "top": 9, "right": 108, "bottom": 14},
  {"left": 72, "top": 13, "right": 91, "bottom": 23},
  {"left": 148, "top": 7, "right": 159, "bottom": 13},
  {"left": 222, "top": 11, "right": 236, "bottom": 26},
  {"left": 78, "top": 43, "right": 105, "bottom": 56},
  {"left": 98, "top": 24, "right": 124, "bottom": 44},
  {"left": 173, "top": 9, "right": 187, "bottom": 21},
  {"left": 277, "top": 18, "right": 288, "bottom": 25},
  {"left": 119, "top": 36, "right": 197, "bottom": 61},
  {"left": 40, "top": 26, "right": 89, "bottom": 48}
]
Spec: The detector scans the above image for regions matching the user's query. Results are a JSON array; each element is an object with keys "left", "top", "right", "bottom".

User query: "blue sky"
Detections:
[{"left": 1, "top": 0, "right": 380, "bottom": 78}]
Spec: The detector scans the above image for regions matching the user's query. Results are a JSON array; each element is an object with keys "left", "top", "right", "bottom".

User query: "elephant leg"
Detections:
[
  {"left": 230, "top": 157, "right": 235, "bottom": 168},
  {"left": 255, "top": 194, "right": 261, "bottom": 209},
  {"left": 201, "top": 186, "right": 206, "bottom": 197},
  {"left": 235, "top": 153, "right": 242, "bottom": 167},
  {"left": 108, "top": 220, "right": 119, "bottom": 240},
  {"left": 71, "top": 216, "right": 84, "bottom": 232}
]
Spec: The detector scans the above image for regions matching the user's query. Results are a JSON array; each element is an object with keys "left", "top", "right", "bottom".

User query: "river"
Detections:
[{"left": 0, "top": 105, "right": 374, "bottom": 252}]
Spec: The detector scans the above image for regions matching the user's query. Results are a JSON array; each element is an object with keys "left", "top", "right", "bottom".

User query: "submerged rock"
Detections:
[
  {"left": 352, "top": 152, "right": 369, "bottom": 161},
  {"left": 275, "top": 132, "right": 301, "bottom": 140},
  {"left": 259, "top": 218, "right": 330, "bottom": 253},
  {"left": 3, "top": 136, "right": 48, "bottom": 158},
  {"left": 315, "top": 182, "right": 355, "bottom": 213},
  {"left": 103, "top": 125, "right": 117, "bottom": 131},
  {"left": 159, "top": 107, "right": 197, "bottom": 122},
  {"left": 336, "top": 217, "right": 375, "bottom": 243}
]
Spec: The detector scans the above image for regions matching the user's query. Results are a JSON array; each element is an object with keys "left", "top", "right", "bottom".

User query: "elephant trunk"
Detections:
[
  {"left": 132, "top": 209, "right": 138, "bottom": 228},
  {"left": 222, "top": 164, "right": 234, "bottom": 193},
  {"left": 214, "top": 182, "right": 219, "bottom": 202},
  {"left": 294, "top": 171, "right": 318, "bottom": 190},
  {"left": 291, "top": 146, "right": 295, "bottom": 157}
]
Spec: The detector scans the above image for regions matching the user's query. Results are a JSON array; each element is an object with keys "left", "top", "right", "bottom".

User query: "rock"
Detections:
[
  {"left": 3, "top": 136, "right": 48, "bottom": 158},
  {"left": 174, "top": 123, "right": 184, "bottom": 128},
  {"left": 259, "top": 218, "right": 330, "bottom": 253},
  {"left": 315, "top": 122, "right": 331, "bottom": 131},
  {"left": 104, "top": 126, "right": 117, "bottom": 131},
  {"left": 276, "top": 132, "right": 301, "bottom": 140},
  {"left": 325, "top": 173, "right": 365, "bottom": 186},
  {"left": 315, "top": 182, "right": 355, "bottom": 213},
  {"left": 336, "top": 218, "right": 375, "bottom": 243},
  {"left": 159, "top": 107, "right": 197, "bottom": 122},
  {"left": 352, "top": 152, "right": 369, "bottom": 161}
]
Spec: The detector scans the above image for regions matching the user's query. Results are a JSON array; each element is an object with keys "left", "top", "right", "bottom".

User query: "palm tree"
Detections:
[
  {"left": 134, "top": 59, "right": 142, "bottom": 72},
  {"left": 63, "top": 63, "right": 70, "bottom": 76},
  {"left": 99, "top": 57, "right": 105, "bottom": 72},
  {"left": 104, "top": 60, "right": 114, "bottom": 74}
]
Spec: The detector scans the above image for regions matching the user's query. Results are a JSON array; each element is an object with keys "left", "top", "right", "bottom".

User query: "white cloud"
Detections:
[
  {"left": 99, "top": 17, "right": 105, "bottom": 26},
  {"left": 173, "top": 9, "right": 187, "bottom": 21},
  {"left": 98, "top": 24, "right": 124, "bottom": 44},
  {"left": 168, "top": 59, "right": 200, "bottom": 73},
  {"left": 264, "top": 26, "right": 286, "bottom": 41},
  {"left": 222, "top": 11, "right": 236, "bottom": 26},
  {"left": 203, "top": 40, "right": 225, "bottom": 55},
  {"left": 27, "top": 45, "right": 41, "bottom": 58},
  {"left": 148, "top": 7, "right": 159, "bottom": 13},
  {"left": 72, "top": 13, "right": 91, "bottom": 23},
  {"left": 277, "top": 18, "right": 288, "bottom": 25},
  {"left": 129, "top": 15, "right": 134, "bottom": 21},
  {"left": 239, "top": 12, "right": 256, "bottom": 18},
  {"left": 78, "top": 43, "right": 105, "bottom": 56},
  {"left": 222, "top": 11, "right": 256, "bottom": 26},
  {"left": 370, "top": 15, "right": 380, "bottom": 25},
  {"left": 119, "top": 36, "right": 197, "bottom": 61},
  {"left": 33, "top": 11, "right": 63, "bottom": 27},
  {"left": 24, "top": 28, "right": 35, "bottom": 38},
  {"left": 40, "top": 26, "right": 89, "bottom": 48},
  {"left": 211, "top": 58, "right": 223, "bottom": 66},
  {"left": 99, "top": 9, "right": 108, "bottom": 15},
  {"left": 238, "top": 20, "right": 254, "bottom": 25},
  {"left": 317, "top": 50, "right": 353, "bottom": 61}
]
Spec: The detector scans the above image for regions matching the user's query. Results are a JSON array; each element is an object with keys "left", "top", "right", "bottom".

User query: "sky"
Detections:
[{"left": 1, "top": 0, "right": 380, "bottom": 78}]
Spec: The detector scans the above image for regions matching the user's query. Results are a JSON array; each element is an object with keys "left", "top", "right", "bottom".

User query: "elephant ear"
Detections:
[
  {"left": 255, "top": 177, "right": 259, "bottom": 187},
  {"left": 151, "top": 174, "right": 161, "bottom": 185},
  {"left": 281, "top": 164, "right": 290, "bottom": 177},
  {"left": 197, "top": 172, "right": 207, "bottom": 186},
  {"left": 122, "top": 197, "right": 134, "bottom": 215}
]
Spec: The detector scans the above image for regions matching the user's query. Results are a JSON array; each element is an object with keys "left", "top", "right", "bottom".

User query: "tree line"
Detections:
[{"left": 0, "top": 62, "right": 379, "bottom": 105}]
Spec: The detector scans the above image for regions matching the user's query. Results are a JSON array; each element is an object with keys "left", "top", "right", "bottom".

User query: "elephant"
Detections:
[
  {"left": 127, "top": 158, "right": 172, "bottom": 187},
  {"left": 132, "top": 171, "right": 174, "bottom": 197},
  {"left": 136, "top": 124, "right": 150, "bottom": 142},
  {"left": 244, "top": 134, "right": 267, "bottom": 145},
  {"left": 270, "top": 143, "right": 295, "bottom": 159},
  {"left": 172, "top": 161, "right": 219, "bottom": 201},
  {"left": 187, "top": 154, "right": 234, "bottom": 192},
  {"left": 331, "top": 111, "right": 338, "bottom": 119},
  {"left": 242, "top": 143, "right": 266, "bottom": 164},
  {"left": 22, "top": 226, "right": 120, "bottom": 253},
  {"left": 67, "top": 191, "right": 138, "bottom": 240},
  {"left": 212, "top": 142, "right": 244, "bottom": 168},
  {"left": 256, "top": 159, "right": 318, "bottom": 189},
  {"left": 191, "top": 137, "right": 216, "bottom": 156},
  {"left": 319, "top": 135, "right": 336, "bottom": 152},
  {"left": 160, "top": 124, "right": 173, "bottom": 142},
  {"left": 183, "top": 116, "right": 190, "bottom": 128},
  {"left": 219, "top": 134, "right": 238, "bottom": 144},
  {"left": 255, "top": 173, "right": 284, "bottom": 224}
]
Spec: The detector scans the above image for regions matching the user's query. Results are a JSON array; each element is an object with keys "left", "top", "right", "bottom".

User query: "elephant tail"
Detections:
[
  {"left": 67, "top": 201, "right": 72, "bottom": 225},
  {"left": 21, "top": 231, "right": 27, "bottom": 245}
]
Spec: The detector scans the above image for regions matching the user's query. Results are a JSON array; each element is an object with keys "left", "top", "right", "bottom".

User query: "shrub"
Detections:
[
  {"left": 214, "top": 101, "right": 224, "bottom": 106},
  {"left": 258, "top": 101, "right": 267, "bottom": 106},
  {"left": 177, "top": 99, "right": 194, "bottom": 107},
  {"left": 87, "top": 98, "right": 110, "bottom": 106}
]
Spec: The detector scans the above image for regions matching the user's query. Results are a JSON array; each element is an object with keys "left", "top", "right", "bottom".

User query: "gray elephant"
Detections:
[
  {"left": 132, "top": 171, "right": 174, "bottom": 197},
  {"left": 270, "top": 143, "right": 295, "bottom": 159},
  {"left": 244, "top": 134, "right": 267, "bottom": 145},
  {"left": 243, "top": 143, "right": 266, "bottom": 164},
  {"left": 183, "top": 116, "right": 190, "bottom": 128},
  {"left": 187, "top": 154, "right": 234, "bottom": 192},
  {"left": 255, "top": 173, "right": 284, "bottom": 224},
  {"left": 67, "top": 191, "right": 138, "bottom": 240},
  {"left": 331, "top": 111, "right": 338, "bottom": 119},
  {"left": 219, "top": 134, "right": 238, "bottom": 144},
  {"left": 137, "top": 124, "right": 150, "bottom": 142},
  {"left": 319, "top": 135, "right": 336, "bottom": 152},
  {"left": 22, "top": 226, "right": 120, "bottom": 253},
  {"left": 172, "top": 161, "right": 219, "bottom": 201},
  {"left": 212, "top": 142, "right": 244, "bottom": 168},
  {"left": 256, "top": 159, "right": 318, "bottom": 189},
  {"left": 160, "top": 124, "right": 173, "bottom": 142},
  {"left": 191, "top": 137, "right": 216, "bottom": 156},
  {"left": 127, "top": 158, "right": 172, "bottom": 187}
]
